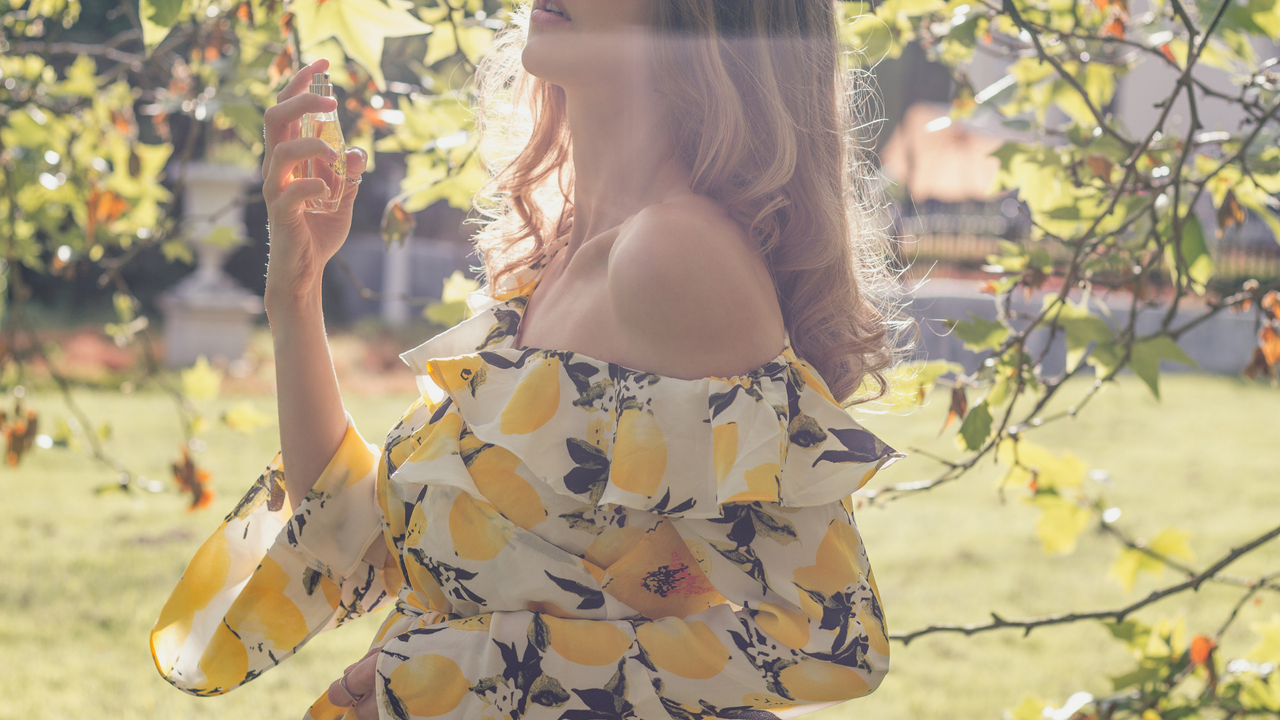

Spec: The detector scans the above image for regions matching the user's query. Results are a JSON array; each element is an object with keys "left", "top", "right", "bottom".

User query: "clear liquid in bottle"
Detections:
[{"left": 300, "top": 71, "right": 347, "bottom": 213}]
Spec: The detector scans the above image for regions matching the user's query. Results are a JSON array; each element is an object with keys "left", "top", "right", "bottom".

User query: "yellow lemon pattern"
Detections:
[
  {"left": 151, "top": 270, "right": 898, "bottom": 718},
  {"left": 499, "top": 355, "right": 561, "bottom": 435},
  {"left": 609, "top": 407, "right": 667, "bottom": 498}
]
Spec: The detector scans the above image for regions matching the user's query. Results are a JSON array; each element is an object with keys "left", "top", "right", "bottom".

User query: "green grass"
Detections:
[{"left": 1, "top": 375, "right": 1277, "bottom": 719}]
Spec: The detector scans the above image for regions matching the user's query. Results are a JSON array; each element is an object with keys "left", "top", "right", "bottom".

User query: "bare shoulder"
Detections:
[{"left": 607, "top": 194, "right": 786, "bottom": 379}]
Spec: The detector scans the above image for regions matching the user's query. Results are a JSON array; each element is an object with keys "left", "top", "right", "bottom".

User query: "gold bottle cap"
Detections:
[{"left": 309, "top": 72, "right": 332, "bottom": 98}]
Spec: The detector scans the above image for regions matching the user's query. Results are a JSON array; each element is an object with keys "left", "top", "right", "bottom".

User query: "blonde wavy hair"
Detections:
[{"left": 469, "top": 1, "right": 906, "bottom": 405}]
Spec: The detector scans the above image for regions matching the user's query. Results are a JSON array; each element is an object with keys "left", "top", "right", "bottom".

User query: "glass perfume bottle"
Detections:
[{"left": 300, "top": 71, "right": 347, "bottom": 213}]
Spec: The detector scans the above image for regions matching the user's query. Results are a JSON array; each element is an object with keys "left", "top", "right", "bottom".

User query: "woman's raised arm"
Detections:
[{"left": 260, "top": 57, "right": 368, "bottom": 512}]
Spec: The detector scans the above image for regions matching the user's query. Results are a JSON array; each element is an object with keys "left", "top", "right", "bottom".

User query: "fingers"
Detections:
[
  {"left": 263, "top": 57, "right": 334, "bottom": 176},
  {"left": 277, "top": 57, "right": 329, "bottom": 105},
  {"left": 343, "top": 645, "right": 381, "bottom": 674},
  {"left": 263, "top": 137, "right": 340, "bottom": 203},
  {"left": 345, "top": 146, "right": 369, "bottom": 178},
  {"left": 354, "top": 693, "right": 378, "bottom": 720},
  {"left": 328, "top": 653, "right": 377, "bottom": 708},
  {"left": 263, "top": 93, "right": 338, "bottom": 176},
  {"left": 274, "top": 176, "right": 329, "bottom": 214},
  {"left": 332, "top": 147, "right": 369, "bottom": 210}
]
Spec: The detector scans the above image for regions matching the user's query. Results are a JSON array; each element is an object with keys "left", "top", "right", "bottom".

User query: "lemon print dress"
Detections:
[{"left": 151, "top": 258, "right": 905, "bottom": 720}]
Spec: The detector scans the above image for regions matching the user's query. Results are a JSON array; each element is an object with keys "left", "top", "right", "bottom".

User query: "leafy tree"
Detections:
[{"left": 1, "top": 0, "right": 1278, "bottom": 716}]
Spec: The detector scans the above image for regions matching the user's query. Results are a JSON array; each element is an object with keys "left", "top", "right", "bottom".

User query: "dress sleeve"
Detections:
[
  {"left": 370, "top": 499, "right": 888, "bottom": 720},
  {"left": 150, "top": 415, "right": 396, "bottom": 696}
]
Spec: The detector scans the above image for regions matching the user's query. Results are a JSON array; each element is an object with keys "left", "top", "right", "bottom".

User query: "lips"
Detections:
[{"left": 533, "top": 0, "right": 570, "bottom": 20}]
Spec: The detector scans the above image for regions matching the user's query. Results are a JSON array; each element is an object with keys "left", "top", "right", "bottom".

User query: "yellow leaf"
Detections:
[
  {"left": 998, "top": 439, "right": 1087, "bottom": 491},
  {"left": 181, "top": 356, "right": 223, "bottom": 402},
  {"left": 440, "top": 270, "right": 480, "bottom": 305},
  {"left": 1110, "top": 547, "right": 1163, "bottom": 593},
  {"left": 1032, "top": 494, "right": 1091, "bottom": 555},
  {"left": 293, "top": 0, "right": 435, "bottom": 92},
  {"left": 1006, "top": 695, "right": 1050, "bottom": 720},
  {"left": 1142, "top": 710, "right": 1162, "bottom": 720},
  {"left": 1247, "top": 615, "right": 1280, "bottom": 664},
  {"left": 1148, "top": 528, "right": 1195, "bottom": 564},
  {"left": 1109, "top": 528, "right": 1194, "bottom": 593},
  {"left": 222, "top": 403, "right": 274, "bottom": 434}
]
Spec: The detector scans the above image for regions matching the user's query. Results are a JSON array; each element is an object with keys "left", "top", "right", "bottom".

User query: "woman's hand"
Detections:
[
  {"left": 262, "top": 57, "right": 368, "bottom": 308},
  {"left": 328, "top": 647, "right": 380, "bottom": 719}
]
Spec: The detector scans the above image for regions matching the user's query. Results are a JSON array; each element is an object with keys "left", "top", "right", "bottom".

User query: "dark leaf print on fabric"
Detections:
[
  {"left": 480, "top": 348, "right": 539, "bottom": 370},
  {"left": 461, "top": 439, "right": 495, "bottom": 468},
  {"left": 301, "top": 567, "right": 323, "bottom": 596},
  {"left": 786, "top": 413, "right": 826, "bottom": 449},
  {"left": 711, "top": 503, "right": 798, "bottom": 548},
  {"left": 560, "top": 357, "right": 605, "bottom": 406},
  {"left": 650, "top": 488, "right": 696, "bottom": 516},
  {"left": 793, "top": 580, "right": 878, "bottom": 672},
  {"left": 472, "top": 628, "right": 569, "bottom": 720},
  {"left": 814, "top": 427, "right": 895, "bottom": 467},
  {"left": 728, "top": 617, "right": 803, "bottom": 681},
  {"left": 481, "top": 306, "right": 524, "bottom": 351},
  {"left": 660, "top": 696, "right": 781, "bottom": 720},
  {"left": 564, "top": 437, "right": 610, "bottom": 503},
  {"left": 707, "top": 383, "right": 764, "bottom": 422},
  {"left": 411, "top": 549, "right": 488, "bottom": 605},
  {"left": 544, "top": 571, "right": 605, "bottom": 610},
  {"left": 707, "top": 539, "right": 769, "bottom": 593},
  {"left": 562, "top": 660, "right": 636, "bottom": 720},
  {"left": 559, "top": 505, "right": 628, "bottom": 536},
  {"left": 706, "top": 504, "right": 799, "bottom": 592},
  {"left": 226, "top": 467, "right": 286, "bottom": 522}
]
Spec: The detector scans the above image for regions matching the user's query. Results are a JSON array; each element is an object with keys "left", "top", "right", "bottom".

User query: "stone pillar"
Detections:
[
  {"left": 160, "top": 162, "right": 264, "bottom": 367},
  {"left": 381, "top": 236, "right": 413, "bottom": 327}
]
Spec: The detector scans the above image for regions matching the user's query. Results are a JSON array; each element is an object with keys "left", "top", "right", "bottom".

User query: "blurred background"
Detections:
[{"left": 2, "top": 1, "right": 1279, "bottom": 719}]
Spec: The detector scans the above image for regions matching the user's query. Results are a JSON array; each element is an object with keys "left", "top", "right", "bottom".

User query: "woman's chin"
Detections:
[{"left": 520, "top": 43, "right": 571, "bottom": 84}]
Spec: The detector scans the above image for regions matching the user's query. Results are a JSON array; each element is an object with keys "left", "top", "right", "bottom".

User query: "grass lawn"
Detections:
[{"left": 1, "top": 374, "right": 1277, "bottom": 719}]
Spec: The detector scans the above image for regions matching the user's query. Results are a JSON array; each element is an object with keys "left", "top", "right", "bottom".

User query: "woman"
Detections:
[{"left": 151, "top": 2, "right": 905, "bottom": 719}]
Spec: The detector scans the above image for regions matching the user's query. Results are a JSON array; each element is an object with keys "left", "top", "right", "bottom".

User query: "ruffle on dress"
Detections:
[{"left": 398, "top": 281, "right": 904, "bottom": 520}]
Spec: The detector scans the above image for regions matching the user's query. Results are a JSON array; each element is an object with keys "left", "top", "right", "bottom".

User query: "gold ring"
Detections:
[{"left": 337, "top": 673, "right": 364, "bottom": 704}]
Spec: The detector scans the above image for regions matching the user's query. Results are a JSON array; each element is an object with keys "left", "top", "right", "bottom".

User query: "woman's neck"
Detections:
[{"left": 561, "top": 79, "right": 693, "bottom": 261}]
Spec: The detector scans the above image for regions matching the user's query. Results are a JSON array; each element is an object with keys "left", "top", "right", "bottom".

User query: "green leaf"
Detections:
[
  {"left": 948, "top": 312, "right": 1009, "bottom": 352},
  {"left": 140, "top": 0, "right": 188, "bottom": 51},
  {"left": 1046, "top": 296, "right": 1113, "bottom": 372},
  {"left": 1130, "top": 335, "right": 1197, "bottom": 399},
  {"left": 1223, "top": 0, "right": 1280, "bottom": 40},
  {"left": 1105, "top": 619, "right": 1151, "bottom": 649},
  {"left": 1164, "top": 214, "right": 1213, "bottom": 295},
  {"left": 957, "top": 400, "right": 992, "bottom": 451},
  {"left": 293, "top": 0, "right": 435, "bottom": 91},
  {"left": 160, "top": 238, "right": 194, "bottom": 264}
]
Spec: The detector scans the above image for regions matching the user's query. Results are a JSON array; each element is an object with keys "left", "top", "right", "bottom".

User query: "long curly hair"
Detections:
[{"left": 468, "top": 1, "right": 907, "bottom": 405}]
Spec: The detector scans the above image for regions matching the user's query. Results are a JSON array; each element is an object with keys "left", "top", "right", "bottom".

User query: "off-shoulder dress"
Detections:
[{"left": 150, "top": 259, "right": 905, "bottom": 720}]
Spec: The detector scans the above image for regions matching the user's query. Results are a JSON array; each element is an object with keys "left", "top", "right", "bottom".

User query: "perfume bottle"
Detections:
[{"left": 300, "top": 71, "right": 347, "bottom": 213}]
